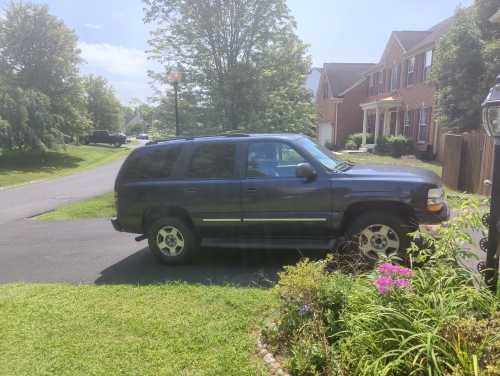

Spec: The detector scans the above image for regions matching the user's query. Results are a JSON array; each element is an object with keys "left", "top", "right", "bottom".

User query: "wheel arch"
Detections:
[
  {"left": 341, "top": 201, "right": 418, "bottom": 233},
  {"left": 143, "top": 206, "right": 195, "bottom": 233}
]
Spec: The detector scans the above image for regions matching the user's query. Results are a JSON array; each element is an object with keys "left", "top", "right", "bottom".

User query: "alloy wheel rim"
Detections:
[
  {"left": 156, "top": 226, "right": 185, "bottom": 257},
  {"left": 357, "top": 224, "right": 400, "bottom": 260}
]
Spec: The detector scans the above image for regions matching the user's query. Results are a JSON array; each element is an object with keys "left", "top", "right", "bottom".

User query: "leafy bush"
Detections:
[
  {"left": 344, "top": 139, "right": 358, "bottom": 150},
  {"left": 374, "top": 135, "right": 413, "bottom": 158},
  {"left": 344, "top": 133, "right": 374, "bottom": 150},
  {"left": 264, "top": 197, "right": 499, "bottom": 375}
]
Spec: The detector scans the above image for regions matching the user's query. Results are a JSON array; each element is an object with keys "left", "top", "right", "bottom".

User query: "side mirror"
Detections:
[{"left": 296, "top": 163, "right": 317, "bottom": 181}]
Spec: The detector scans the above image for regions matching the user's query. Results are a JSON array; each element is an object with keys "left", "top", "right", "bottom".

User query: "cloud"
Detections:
[
  {"left": 79, "top": 42, "right": 152, "bottom": 78},
  {"left": 111, "top": 80, "right": 154, "bottom": 105},
  {"left": 84, "top": 23, "right": 103, "bottom": 30}
]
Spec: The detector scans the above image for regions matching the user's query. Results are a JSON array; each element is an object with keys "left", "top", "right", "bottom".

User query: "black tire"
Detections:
[
  {"left": 345, "top": 212, "right": 410, "bottom": 262},
  {"left": 113, "top": 142, "right": 122, "bottom": 148},
  {"left": 148, "top": 217, "right": 198, "bottom": 265}
]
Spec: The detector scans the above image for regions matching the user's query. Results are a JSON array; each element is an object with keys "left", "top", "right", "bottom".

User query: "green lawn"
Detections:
[
  {"left": 37, "top": 192, "right": 115, "bottom": 220},
  {"left": 0, "top": 144, "right": 132, "bottom": 188},
  {"left": 0, "top": 283, "right": 272, "bottom": 376},
  {"left": 341, "top": 152, "right": 443, "bottom": 176}
]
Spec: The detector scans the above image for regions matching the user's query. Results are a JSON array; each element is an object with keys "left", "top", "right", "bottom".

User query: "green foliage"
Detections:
[
  {"left": 144, "top": 0, "right": 316, "bottom": 134},
  {"left": 432, "top": 9, "right": 485, "bottom": 131},
  {"left": 344, "top": 133, "right": 374, "bottom": 150},
  {"left": 375, "top": 135, "right": 413, "bottom": 158},
  {"left": 265, "top": 198, "right": 499, "bottom": 375},
  {"left": 0, "top": 2, "right": 90, "bottom": 150},
  {"left": 84, "top": 75, "right": 124, "bottom": 132},
  {"left": 475, "top": 0, "right": 500, "bottom": 41}
]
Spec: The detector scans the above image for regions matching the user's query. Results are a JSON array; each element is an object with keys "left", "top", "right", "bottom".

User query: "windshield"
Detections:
[{"left": 296, "top": 137, "right": 349, "bottom": 171}]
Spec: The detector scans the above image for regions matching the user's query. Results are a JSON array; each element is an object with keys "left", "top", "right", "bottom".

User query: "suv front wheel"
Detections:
[
  {"left": 148, "top": 218, "right": 198, "bottom": 265},
  {"left": 346, "top": 212, "right": 410, "bottom": 262}
]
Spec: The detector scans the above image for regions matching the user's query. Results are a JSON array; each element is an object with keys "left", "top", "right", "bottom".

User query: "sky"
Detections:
[{"left": 0, "top": 0, "right": 474, "bottom": 105}]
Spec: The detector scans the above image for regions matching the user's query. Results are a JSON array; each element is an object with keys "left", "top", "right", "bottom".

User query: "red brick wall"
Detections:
[{"left": 337, "top": 81, "right": 369, "bottom": 146}]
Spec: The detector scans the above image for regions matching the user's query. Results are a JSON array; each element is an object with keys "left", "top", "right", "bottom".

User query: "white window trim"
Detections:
[
  {"left": 390, "top": 65, "right": 399, "bottom": 92},
  {"left": 407, "top": 57, "right": 415, "bottom": 86},
  {"left": 424, "top": 50, "right": 433, "bottom": 80}
]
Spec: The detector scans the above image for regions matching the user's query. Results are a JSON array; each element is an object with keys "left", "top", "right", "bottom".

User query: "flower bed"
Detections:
[{"left": 262, "top": 197, "right": 499, "bottom": 375}]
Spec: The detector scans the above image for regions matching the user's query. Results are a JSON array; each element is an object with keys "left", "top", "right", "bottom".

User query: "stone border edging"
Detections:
[{"left": 257, "top": 336, "right": 290, "bottom": 376}]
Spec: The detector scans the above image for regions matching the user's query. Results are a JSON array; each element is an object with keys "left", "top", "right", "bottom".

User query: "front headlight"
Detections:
[{"left": 427, "top": 187, "right": 444, "bottom": 213}]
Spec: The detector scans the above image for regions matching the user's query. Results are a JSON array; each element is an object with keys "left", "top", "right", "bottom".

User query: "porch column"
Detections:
[
  {"left": 383, "top": 109, "right": 390, "bottom": 136},
  {"left": 362, "top": 109, "right": 368, "bottom": 146},
  {"left": 374, "top": 107, "right": 380, "bottom": 144},
  {"left": 395, "top": 109, "right": 401, "bottom": 136}
]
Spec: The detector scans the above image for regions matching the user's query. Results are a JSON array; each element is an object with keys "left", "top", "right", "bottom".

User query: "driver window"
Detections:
[{"left": 247, "top": 142, "right": 305, "bottom": 178}]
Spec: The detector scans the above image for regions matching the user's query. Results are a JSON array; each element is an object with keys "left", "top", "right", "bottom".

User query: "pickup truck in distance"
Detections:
[
  {"left": 112, "top": 133, "right": 449, "bottom": 265},
  {"left": 83, "top": 130, "right": 127, "bottom": 147}
]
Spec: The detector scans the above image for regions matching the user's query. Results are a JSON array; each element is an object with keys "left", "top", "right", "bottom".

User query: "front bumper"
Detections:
[
  {"left": 415, "top": 203, "right": 450, "bottom": 225},
  {"left": 111, "top": 217, "right": 123, "bottom": 232}
]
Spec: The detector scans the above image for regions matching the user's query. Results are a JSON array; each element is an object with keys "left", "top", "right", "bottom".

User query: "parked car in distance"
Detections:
[
  {"left": 137, "top": 133, "right": 149, "bottom": 140},
  {"left": 82, "top": 130, "right": 127, "bottom": 147},
  {"left": 112, "top": 133, "right": 449, "bottom": 265}
]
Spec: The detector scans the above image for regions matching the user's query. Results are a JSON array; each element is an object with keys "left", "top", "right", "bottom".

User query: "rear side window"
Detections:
[
  {"left": 122, "top": 145, "right": 182, "bottom": 181},
  {"left": 187, "top": 143, "right": 236, "bottom": 179}
]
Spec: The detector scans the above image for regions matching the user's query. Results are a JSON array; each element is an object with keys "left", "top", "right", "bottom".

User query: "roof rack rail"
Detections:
[
  {"left": 145, "top": 136, "right": 193, "bottom": 145},
  {"left": 220, "top": 132, "right": 250, "bottom": 137}
]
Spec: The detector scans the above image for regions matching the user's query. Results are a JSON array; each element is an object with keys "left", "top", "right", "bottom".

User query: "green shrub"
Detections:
[
  {"left": 264, "top": 197, "right": 499, "bottom": 376},
  {"left": 344, "top": 133, "right": 374, "bottom": 149},
  {"left": 344, "top": 140, "right": 358, "bottom": 150},
  {"left": 374, "top": 135, "right": 413, "bottom": 158}
]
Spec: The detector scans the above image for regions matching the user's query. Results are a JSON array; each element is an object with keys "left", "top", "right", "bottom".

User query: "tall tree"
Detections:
[
  {"left": 0, "top": 2, "right": 90, "bottom": 149},
  {"left": 432, "top": 9, "right": 485, "bottom": 131},
  {"left": 475, "top": 0, "right": 500, "bottom": 89},
  {"left": 84, "top": 75, "right": 124, "bottom": 132},
  {"left": 144, "top": 0, "right": 315, "bottom": 134}
]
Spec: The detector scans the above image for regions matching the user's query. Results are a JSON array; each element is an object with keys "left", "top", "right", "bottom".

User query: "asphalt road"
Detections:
[
  {"left": 0, "top": 157, "right": 125, "bottom": 225},
  {"left": 0, "top": 219, "right": 309, "bottom": 286}
]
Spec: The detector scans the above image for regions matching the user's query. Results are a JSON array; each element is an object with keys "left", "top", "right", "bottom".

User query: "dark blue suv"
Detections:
[{"left": 112, "top": 133, "right": 449, "bottom": 265}]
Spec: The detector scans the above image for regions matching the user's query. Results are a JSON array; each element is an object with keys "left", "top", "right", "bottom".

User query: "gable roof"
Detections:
[
  {"left": 406, "top": 16, "right": 455, "bottom": 54},
  {"left": 323, "top": 63, "right": 376, "bottom": 97},
  {"left": 393, "top": 31, "right": 430, "bottom": 51}
]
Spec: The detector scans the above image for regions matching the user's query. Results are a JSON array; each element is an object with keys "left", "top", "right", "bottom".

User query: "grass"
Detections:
[
  {"left": 0, "top": 283, "right": 273, "bottom": 376},
  {"left": 342, "top": 152, "right": 443, "bottom": 176},
  {"left": 37, "top": 192, "right": 115, "bottom": 220},
  {"left": 0, "top": 144, "right": 132, "bottom": 188}
]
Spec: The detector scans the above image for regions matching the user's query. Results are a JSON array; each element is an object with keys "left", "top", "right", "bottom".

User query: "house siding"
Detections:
[{"left": 337, "top": 81, "right": 369, "bottom": 146}]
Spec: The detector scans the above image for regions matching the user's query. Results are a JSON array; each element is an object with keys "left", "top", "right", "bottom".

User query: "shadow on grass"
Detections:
[
  {"left": 95, "top": 247, "right": 327, "bottom": 288},
  {"left": 0, "top": 150, "right": 84, "bottom": 173}
]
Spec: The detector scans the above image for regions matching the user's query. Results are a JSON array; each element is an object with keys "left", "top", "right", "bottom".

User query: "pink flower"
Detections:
[
  {"left": 377, "top": 263, "right": 396, "bottom": 274},
  {"left": 375, "top": 275, "right": 394, "bottom": 287},
  {"left": 394, "top": 278, "right": 410, "bottom": 288},
  {"left": 377, "top": 286, "right": 390, "bottom": 295}
]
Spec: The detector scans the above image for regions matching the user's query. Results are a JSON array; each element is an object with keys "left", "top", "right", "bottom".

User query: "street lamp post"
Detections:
[
  {"left": 481, "top": 74, "right": 500, "bottom": 293},
  {"left": 167, "top": 71, "right": 182, "bottom": 137}
]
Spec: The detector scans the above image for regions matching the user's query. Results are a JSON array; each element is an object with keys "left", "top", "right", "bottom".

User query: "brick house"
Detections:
[
  {"left": 360, "top": 17, "right": 454, "bottom": 153},
  {"left": 315, "top": 63, "right": 375, "bottom": 147}
]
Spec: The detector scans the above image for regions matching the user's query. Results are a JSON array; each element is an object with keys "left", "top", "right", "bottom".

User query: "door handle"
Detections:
[
  {"left": 246, "top": 188, "right": 257, "bottom": 193},
  {"left": 184, "top": 188, "right": 198, "bottom": 193}
]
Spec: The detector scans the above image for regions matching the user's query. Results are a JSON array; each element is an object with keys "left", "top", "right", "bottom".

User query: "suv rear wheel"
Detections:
[
  {"left": 148, "top": 218, "right": 198, "bottom": 265},
  {"left": 346, "top": 212, "right": 410, "bottom": 262}
]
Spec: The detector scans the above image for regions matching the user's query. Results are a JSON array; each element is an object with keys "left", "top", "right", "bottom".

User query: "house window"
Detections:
[
  {"left": 403, "top": 110, "right": 411, "bottom": 137},
  {"left": 407, "top": 57, "right": 415, "bottom": 86},
  {"left": 368, "top": 75, "right": 374, "bottom": 96},
  {"left": 418, "top": 108, "right": 430, "bottom": 142},
  {"left": 378, "top": 71, "right": 383, "bottom": 94},
  {"left": 424, "top": 50, "right": 433, "bottom": 81},
  {"left": 390, "top": 65, "right": 399, "bottom": 91}
]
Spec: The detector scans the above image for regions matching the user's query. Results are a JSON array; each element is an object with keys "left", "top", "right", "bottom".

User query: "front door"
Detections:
[{"left": 241, "top": 141, "right": 331, "bottom": 238}]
